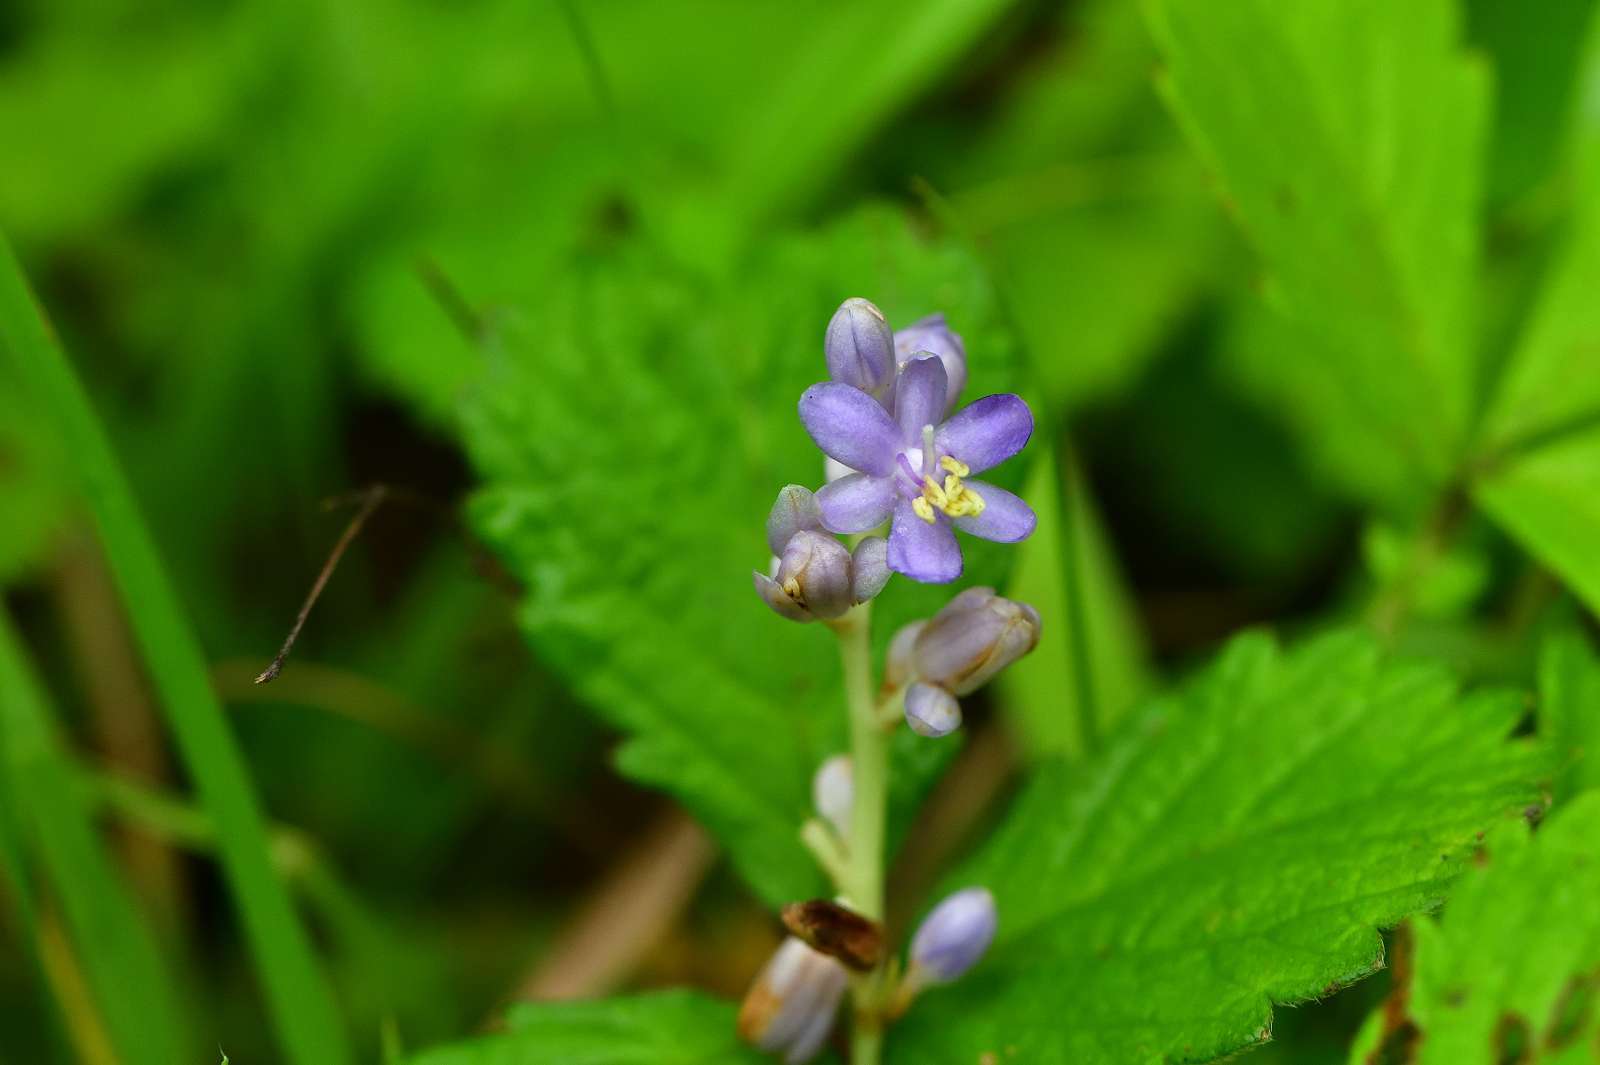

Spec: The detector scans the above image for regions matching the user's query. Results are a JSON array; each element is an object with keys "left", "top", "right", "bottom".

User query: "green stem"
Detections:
[{"left": 834, "top": 604, "right": 887, "bottom": 1065}]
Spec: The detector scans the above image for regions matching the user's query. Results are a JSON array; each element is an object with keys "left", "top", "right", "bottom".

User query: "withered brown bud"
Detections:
[{"left": 780, "top": 898, "right": 885, "bottom": 972}]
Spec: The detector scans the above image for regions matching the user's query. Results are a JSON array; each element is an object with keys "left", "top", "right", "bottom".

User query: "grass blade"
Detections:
[
  {"left": 0, "top": 609, "right": 186, "bottom": 1064},
  {"left": 0, "top": 232, "right": 353, "bottom": 1065}
]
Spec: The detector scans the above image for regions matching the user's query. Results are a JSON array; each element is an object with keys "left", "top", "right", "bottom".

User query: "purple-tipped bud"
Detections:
[
  {"left": 767, "top": 485, "right": 825, "bottom": 557},
  {"left": 894, "top": 314, "right": 967, "bottom": 415},
  {"left": 905, "top": 682, "right": 961, "bottom": 738},
  {"left": 908, "top": 887, "right": 996, "bottom": 986},
  {"left": 825, "top": 298, "right": 895, "bottom": 397},
  {"left": 850, "top": 537, "right": 890, "bottom": 604},
  {"left": 754, "top": 531, "right": 853, "bottom": 622},
  {"left": 812, "top": 755, "right": 852, "bottom": 840},
  {"left": 884, "top": 620, "right": 927, "bottom": 691},
  {"left": 912, "top": 587, "right": 1041, "bottom": 696},
  {"left": 737, "top": 937, "right": 848, "bottom": 1063}
]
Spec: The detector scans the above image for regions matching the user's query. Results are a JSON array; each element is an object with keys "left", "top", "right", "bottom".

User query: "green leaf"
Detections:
[
  {"left": 463, "top": 206, "right": 1023, "bottom": 906},
  {"left": 1146, "top": 0, "right": 1488, "bottom": 497},
  {"left": 0, "top": 610, "right": 188, "bottom": 1065},
  {"left": 998, "top": 444, "right": 1147, "bottom": 760},
  {"left": 890, "top": 630, "right": 1550, "bottom": 1064},
  {"left": 724, "top": 0, "right": 1026, "bottom": 221},
  {"left": 0, "top": 233, "right": 353, "bottom": 1065},
  {"left": 1537, "top": 630, "right": 1600, "bottom": 804},
  {"left": 1349, "top": 792, "right": 1600, "bottom": 1065},
  {"left": 407, "top": 990, "right": 767, "bottom": 1065},
  {"left": 1473, "top": 177, "right": 1600, "bottom": 617},
  {"left": 1466, "top": 0, "right": 1599, "bottom": 205}
]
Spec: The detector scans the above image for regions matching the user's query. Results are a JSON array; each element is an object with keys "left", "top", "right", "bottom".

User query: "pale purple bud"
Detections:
[
  {"left": 753, "top": 531, "right": 853, "bottom": 622},
  {"left": 767, "top": 485, "right": 825, "bottom": 557},
  {"left": 812, "top": 755, "right": 852, "bottom": 840},
  {"left": 737, "top": 937, "right": 848, "bottom": 1063},
  {"left": 850, "top": 537, "right": 890, "bottom": 604},
  {"left": 825, "top": 298, "right": 895, "bottom": 396},
  {"left": 912, "top": 587, "right": 1041, "bottom": 696},
  {"left": 905, "top": 682, "right": 961, "bottom": 738},
  {"left": 908, "top": 887, "right": 996, "bottom": 985},
  {"left": 884, "top": 620, "right": 926, "bottom": 691},
  {"left": 894, "top": 314, "right": 967, "bottom": 415}
]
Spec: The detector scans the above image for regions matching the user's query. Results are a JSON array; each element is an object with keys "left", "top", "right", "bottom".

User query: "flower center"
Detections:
[{"left": 911, "top": 456, "right": 985, "bottom": 524}]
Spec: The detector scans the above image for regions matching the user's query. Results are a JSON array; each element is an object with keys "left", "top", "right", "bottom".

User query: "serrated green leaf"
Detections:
[
  {"left": 462, "top": 206, "right": 1023, "bottom": 906},
  {"left": 406, "top": 990, "right": 768, "bottom": 1065},
  {"left": 1538, "top": 630, "right": 1600, "bottom": 803},
  {"left": 1146, "top": 0, "right": 1487, "bottom": 498},
  {"left": 889, "top": 630, "right": 1550, "bottom": 1064},
  {"left": 1349, "top": 792, "right": 1600, "bottom": 1065}
]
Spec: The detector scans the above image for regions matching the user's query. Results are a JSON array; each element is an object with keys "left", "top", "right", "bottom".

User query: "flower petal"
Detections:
[
  {"left": 767, "top": 484, "right": 824, "bottom": 556},
  {"left": 934, "top": 394, "right": 1033, "bottom": 474},
  {"left": 894, "top": 355, "right": 948, "bottom": 446},
  {"left": 850, "top": 536, "right": 891, "bottom": 604},
  {"left": 816, "top": 473, "right": 896, "bottom": 534},
  {"left": 887, "top": 500, "right": 963, "bottom": 583},
  {"left": 952, "top": 480, "right": 1036, "bottom": 543},
  {"left": 798, "top": 383, "right": 900, "bottom": 476},
  {"left": 754, "top": 571, "right": 811, "bottom": 622}
]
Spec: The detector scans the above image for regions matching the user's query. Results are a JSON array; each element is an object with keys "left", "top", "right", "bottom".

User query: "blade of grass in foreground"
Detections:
[
  {"left": 0, "top": 232, "right": 354, "bottom": 1065},
  {"left": 0, "top": 610, "right": 186, "bottom": 1064}
]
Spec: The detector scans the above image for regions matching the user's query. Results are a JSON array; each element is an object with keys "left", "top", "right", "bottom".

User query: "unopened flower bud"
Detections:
[
  {"left": 894, "top": 313, "right": 967, "bottom": 415},
  {"left": 907, "top": 887, "right": 996, "bottom": 986},
  {"left": 825, "top": 298, "right": 895, "bottom": 397},
  {"left": 812, "top": 755, "right": 852, "bottom": 840},
  {"left": 767, "top": 485, "right": 825, "bottom": 556},
  {"left": 912, "top": 587, "right": 1041, "bottom": 695},
  {"left": 754, "top": 531, "right": 853, "bottom": 622},
  {"left": 737, "top": 937, "right": 848, "bottom": 1064},
  {"left": 905, "top": 682, "right": 961, "bottom": 738},
  {"left": 851, "top": 537, "right": 890, "bottom": 604},
  {"left": 884, "top": 620, "right": 926, "bottom": 691}
]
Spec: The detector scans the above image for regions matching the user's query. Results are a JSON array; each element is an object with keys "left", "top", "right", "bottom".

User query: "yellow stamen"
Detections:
[{"left": 915, "top": 457, "right": 985, "bottom": 520}]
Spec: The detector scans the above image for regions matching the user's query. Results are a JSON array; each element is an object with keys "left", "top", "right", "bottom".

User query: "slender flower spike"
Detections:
[
  {"left": 753, "top": 531, "right": 853, "bottom": 622},
  {"left": 800, "top": 358, "right": 1036, "bottom": 583},
  {"left": 894, "top": 314, "right": 967, "bottom": 417},
  {"left": 825, "top": 298, "right": 896, "bottom": 399},
  {"left": 913, "top": 587, "right": 1041, "bottom": 695},
  {"left": 737, "top": 937, "right": 849, "bottom": 1064},
  {"left": 904, "top": 682, "right": 961, "bottom": 738},
  {"left": 811, "top": 755, "right": 852, "bottom": 841},
  {"left": 907, "top": 887, "right": 997, "bottom": 986}
]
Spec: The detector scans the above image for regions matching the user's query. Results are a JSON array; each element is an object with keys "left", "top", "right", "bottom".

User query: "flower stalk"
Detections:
[{"left": 830, "top": 603, "right": 889, "bottom": 1065}]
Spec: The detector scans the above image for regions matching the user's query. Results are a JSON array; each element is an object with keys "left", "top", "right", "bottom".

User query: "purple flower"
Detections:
[
  {"left": 798, "top": 357, "right": 1036, "bottom": 583},
  {"left": 825, "top": 298, "right": 895, "bottom": 399},
  {"left": 894, "top": 314, "right": 966, "bottom": 417},
  {"left": 913, "top": 587, "right": 1041, "bottom": 695}
]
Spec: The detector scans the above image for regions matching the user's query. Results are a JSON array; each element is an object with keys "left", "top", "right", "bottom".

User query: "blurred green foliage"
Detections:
[{"left": 2, "top": 0, "right": 1600, "bottom": 1062}]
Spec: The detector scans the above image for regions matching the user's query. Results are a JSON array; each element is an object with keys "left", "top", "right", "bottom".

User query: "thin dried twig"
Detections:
[{"left": 254, "top": 485, "right": 388, "bottom": 685}]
